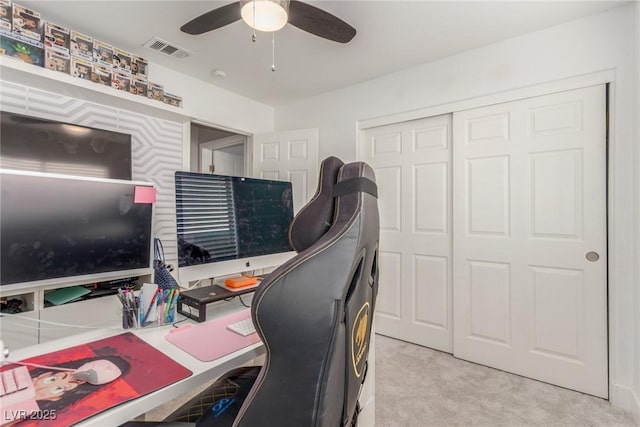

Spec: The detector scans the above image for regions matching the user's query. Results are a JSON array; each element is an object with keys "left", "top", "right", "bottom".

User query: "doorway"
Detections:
[
  {"left": 190, "top": 122, "right": 247, "bottom": 177},
  {"left": 189, "top": 124, "right": 320, "bottom": 213}
]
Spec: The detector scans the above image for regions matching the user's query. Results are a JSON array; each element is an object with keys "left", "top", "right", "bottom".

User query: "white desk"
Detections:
[{"left": 7, "top": 298, "right": 264, "bottom": 427}]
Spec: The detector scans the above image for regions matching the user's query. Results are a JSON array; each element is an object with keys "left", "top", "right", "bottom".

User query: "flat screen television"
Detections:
[
  {"left": 0, "top": 170, "right": 154, "bottom": 290},
  {"left": 0, "top": 111, "right": 132, "bottom": 180},
  {"left": 175, "top": 172, "right": 296, "bottom": 283}
]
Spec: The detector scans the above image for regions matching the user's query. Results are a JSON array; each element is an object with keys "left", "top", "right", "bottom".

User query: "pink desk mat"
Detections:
[{"left": 164, "top": 309, "right": 262, "bottom": 362}]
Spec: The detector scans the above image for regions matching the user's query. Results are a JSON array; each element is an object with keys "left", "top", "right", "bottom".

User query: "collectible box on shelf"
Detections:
[
  {"left": 91, "top": 62, "right": 111, "bottom": 86},
  {"left": 147, "top": 82, "right": 164, "bottom": 101},
  {"left": 0, "top": 0, "right": 11, "bottom": 32},
  {"left": 111, "top": 69, "right": 130, "bottom": 92},
  {"left": 44, "top": 45, "right": 69, "bottom": 74},
  {"left": 11, "top": 3, "right": 41, "bottom": 42},
  {"left": 163, "top": 92, "right": 182, "bottom": 108},
  {"left": 113, "top": 47, "right": 131, "bottom": 73},
  {"left": 130, "top": 77, "right": 148, "bottom": 97},
  {"left": 0, "top": 3, "right": 172, "bottom": 104},
  {"left": 131, "top": 54, "right": 147, "bottom": 77},
  {"left": 44, "top": 21, "right": 69, "bottom": 51},
  {"left": 93, "top": 39, "right": 112, "bottom": 66},
  {"left": 70, "top": 30, "right": 91, "bottom": 60},
  {"left": 71, "top": 56, "right": 92, "bottom": 80},
  {"left": 0, "top": 28, "right": 43, "bottom": 66}
]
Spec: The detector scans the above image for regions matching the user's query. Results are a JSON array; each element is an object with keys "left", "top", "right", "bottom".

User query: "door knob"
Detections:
[{"left": 586, "top": 251, "right": 600, "bottom": 262}]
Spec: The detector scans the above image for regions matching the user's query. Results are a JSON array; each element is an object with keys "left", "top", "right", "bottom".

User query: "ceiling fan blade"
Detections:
[
  {"left": 288, "top": 0, "right": 356, "bottom": 43},
  {"left": 181, "top": 2, "right": 242, "bottom": 35}
]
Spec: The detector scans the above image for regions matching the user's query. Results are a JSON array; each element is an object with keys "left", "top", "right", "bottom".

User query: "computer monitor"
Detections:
[
  {"left": 0, "top": 111, "right": 132, "bottom": 180},
  {"left": 0, "top": 170, "right": 154, "bottom": 291},
  {"left": 175, "top": 172, "right": 296, "bottom": 284}
]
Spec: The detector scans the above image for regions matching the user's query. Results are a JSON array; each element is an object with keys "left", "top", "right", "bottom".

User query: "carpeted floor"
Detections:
[
  {"left": 375, "top": 334, "right": 636, "bottom": 427},
  {"left": 145, "top": 335, "right": 636, "bottom": 426}
]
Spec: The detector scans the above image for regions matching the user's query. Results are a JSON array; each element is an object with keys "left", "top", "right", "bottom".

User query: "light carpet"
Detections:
[{"left": 375, "top": 334, "right": 636, "bottom": 427}]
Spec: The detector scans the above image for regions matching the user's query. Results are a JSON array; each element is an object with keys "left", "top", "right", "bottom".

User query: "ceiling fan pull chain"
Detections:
[
  {"left": 272, "top": 32, "right": 276, "bottom": 72},
  {"left": 251, "top": 0, "right": 257, "bottom": 42}
]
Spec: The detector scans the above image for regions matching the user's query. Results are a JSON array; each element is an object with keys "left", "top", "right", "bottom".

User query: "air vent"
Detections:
[{"left": 143, "top": 37, "right": 192, "bottom": 59}]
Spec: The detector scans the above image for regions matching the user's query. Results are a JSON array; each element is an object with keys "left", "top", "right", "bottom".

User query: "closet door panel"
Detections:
[
  {"left": 362, "top": 114, "right": 453, "bottom": 352},
  {"left": 452, "top": 85, "right": 607, "bottom": 398}
]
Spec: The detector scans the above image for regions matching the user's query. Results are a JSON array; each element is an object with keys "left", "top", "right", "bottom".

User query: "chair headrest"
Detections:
[{"left": 288, "top": 156, "right": 344, "bottom": 252}]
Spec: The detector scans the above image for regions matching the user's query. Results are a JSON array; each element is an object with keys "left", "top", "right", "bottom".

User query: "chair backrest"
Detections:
[{"left": 234, "top": 158, "right": 380, "bottom": 427}]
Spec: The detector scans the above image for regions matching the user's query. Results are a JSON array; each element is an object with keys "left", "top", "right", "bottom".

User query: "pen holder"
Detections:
[
  {"left": 129, "top": 288, "right": 179, "bottom": 328},
  {"left": 122, "top": 306, "right": 138, "bottom": 330},
  {"left": 158, "top": 301, "right": 177, "bottom": 326},
  {"left": 138, "top": 305, "right": 159, "bottom": 328},
  {"left": 156, "top": 289, "right": 179, "bottom": 326}
]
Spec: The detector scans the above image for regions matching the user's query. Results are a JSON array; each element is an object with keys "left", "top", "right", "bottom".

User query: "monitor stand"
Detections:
[{"left": 177, "top": 284, "right": 256, "bottom": 322}]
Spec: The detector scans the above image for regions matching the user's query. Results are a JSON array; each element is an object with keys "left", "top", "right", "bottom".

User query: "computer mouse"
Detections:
[{"left": 73, "top": 359, "right": 122, "bottom": 385}]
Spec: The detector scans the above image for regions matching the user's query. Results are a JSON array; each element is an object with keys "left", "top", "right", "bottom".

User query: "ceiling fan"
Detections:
[{"left": 180, "top": 0, "right": 356, "bottom": 44}]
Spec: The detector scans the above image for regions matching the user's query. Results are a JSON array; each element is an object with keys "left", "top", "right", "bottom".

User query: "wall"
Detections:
[
  {"left": 274, "top": 4, "right": 638, "bottom": 412},
  {"left": 149, "top": 63, "right": 273, "bottom": 134}
]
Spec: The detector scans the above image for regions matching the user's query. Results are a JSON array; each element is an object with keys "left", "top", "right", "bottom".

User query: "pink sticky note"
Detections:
[{"left": 134, "top": 186, "right": 156, "bottom": 203}]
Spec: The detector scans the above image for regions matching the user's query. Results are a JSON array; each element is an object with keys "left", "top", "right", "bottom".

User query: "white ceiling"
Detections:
[{"left": 27, "top": 1, "right": 627, "bottom": 107}]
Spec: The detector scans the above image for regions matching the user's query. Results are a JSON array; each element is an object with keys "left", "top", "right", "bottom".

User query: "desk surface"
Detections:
[{"left": 8, "top": 298, "right": 264, "bottom": 427}]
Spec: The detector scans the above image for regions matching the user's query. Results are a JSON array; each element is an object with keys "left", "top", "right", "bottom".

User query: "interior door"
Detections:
[
  {"left": 200, "top": 147, "right": 213, "bottom": 173},
  {"left": 452, "top": 85, "right": 607, "bottom": 397},
  {"left": 360, "top": 115, "right": 453, "bottom": 352},
  {"left": 212, "top": 150, "right": 243, "bottom": 176},
  {"left": 200, "top": 135, "right": 246, "bottom": 176},
  {"left": 252, "top": 128, "right": 319, "bottom": 213}
]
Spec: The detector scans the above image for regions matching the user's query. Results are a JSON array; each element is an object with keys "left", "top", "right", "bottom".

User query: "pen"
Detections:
[
  {"left": 157, "top": 290, "right": 161, "bottom": 324},
  {"left": 168, "top": 289, "right": 179, "bottom": 323},
  {"left": 141, "top": 288, "right": 159, "bottom": 325},
  {"left": 164, "top": 289, "right": 173, "bottom": 321}
]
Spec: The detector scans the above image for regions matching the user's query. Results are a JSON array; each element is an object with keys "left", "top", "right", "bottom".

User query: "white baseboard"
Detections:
[{"left": 610, "top": 383, "right": 640, "bottom": 424}]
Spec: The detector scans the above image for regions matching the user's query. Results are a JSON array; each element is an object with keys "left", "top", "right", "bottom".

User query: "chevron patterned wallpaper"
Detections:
[{"left": 0, "top": 81, "right": 184, "bottom": 263}]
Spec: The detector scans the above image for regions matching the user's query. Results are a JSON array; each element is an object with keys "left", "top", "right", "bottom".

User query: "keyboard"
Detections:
[
  {"left": 0, "top": 366, "right": 40, "bottom": 425},
  {"left": 226, "top": 317, "right": 257, "bottom": 337}
]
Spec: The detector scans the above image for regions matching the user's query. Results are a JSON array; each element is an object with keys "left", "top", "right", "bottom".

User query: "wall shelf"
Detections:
[{"left": 0, "top": 57, "right": 190, "bottom": 123}]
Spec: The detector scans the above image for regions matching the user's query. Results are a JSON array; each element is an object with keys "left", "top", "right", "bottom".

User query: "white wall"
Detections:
[
  {"left": 149, "top": 63, "right": 273, "bottom": 134},
  {"left": 275, "top": 4, "right": 638, "bottom": 412}
]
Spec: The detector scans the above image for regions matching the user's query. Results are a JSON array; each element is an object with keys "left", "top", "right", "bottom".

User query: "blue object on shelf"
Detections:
[{"left": 44, "top": 286, "right": 91, "bottom": 305}]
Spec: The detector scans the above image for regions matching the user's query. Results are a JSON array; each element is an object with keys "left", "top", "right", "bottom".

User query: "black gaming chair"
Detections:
[
  {"left": 233, "top": 157, "right": 380, "bottom": 426},
  {"left": 126, "top": 157, "right": 380, "bottom": 427}
]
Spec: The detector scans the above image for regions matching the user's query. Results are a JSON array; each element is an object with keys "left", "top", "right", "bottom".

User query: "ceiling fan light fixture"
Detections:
[{"left": 240, "top": 0, "right": 289, "bottom": 32}]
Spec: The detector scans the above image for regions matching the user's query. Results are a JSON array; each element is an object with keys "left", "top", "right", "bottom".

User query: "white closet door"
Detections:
[
  {"left": 252, "top": 129, "right": 319, "bottom": 213},
  {"left": 452, "top": 85, "right": 607, "bottom": 397},
  {"left": 361, "top": 115, "right": 452, "bottom": 352}
]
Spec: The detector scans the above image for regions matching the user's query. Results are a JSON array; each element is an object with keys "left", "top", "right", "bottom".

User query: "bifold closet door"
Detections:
[
  {"left": 361, "top": 114, "right": 453, "bottom": 352},
  {"left": 452, "top": 85, "right": 608, "bottom": 398}
]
